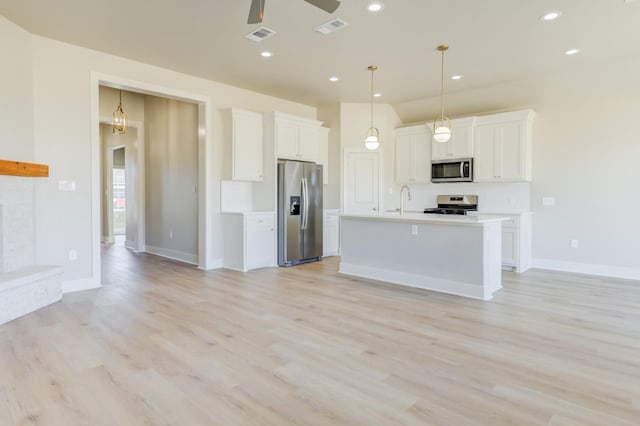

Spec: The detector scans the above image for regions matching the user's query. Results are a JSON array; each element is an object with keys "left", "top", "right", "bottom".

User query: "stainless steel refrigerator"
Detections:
[{"left": 277, "top": 160, "right": 323, "bottom": 266}]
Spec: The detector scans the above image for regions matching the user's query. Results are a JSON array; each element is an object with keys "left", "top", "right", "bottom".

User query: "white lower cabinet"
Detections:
[
  {"left": 222, "top": 212, "right": 275, "bottom": 271},
  {"left": 469, "top": 212, "right": 532, "bottom": 272},
  {"left": 323, "top": 210, "right": 340, "bottom": 257}
]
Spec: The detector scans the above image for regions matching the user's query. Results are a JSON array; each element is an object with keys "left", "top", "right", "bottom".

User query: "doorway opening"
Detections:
[{"left": 91, "top": 73, "right": 213, "bottom": 289}]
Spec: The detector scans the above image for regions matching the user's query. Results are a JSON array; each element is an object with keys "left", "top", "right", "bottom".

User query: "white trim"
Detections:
[
  {"left": 532, "top": 258, "right": 640, "bottom": 281},
  {"left": 145, "top": 245, "right": 198, "bottom": 265},
  {"left": 339, "top": 262, "right": 491, "bottom": 301},
  {"left": 200, "top": 258, "right": 224, "bottom": 270},
  {"left": 62, "top": 277, "right": 101, "bottom": 293}
]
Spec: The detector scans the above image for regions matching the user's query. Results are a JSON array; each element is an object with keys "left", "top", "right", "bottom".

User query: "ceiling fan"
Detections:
[{"left": 248, "top": 0, "right": 341, "bottom": 24}]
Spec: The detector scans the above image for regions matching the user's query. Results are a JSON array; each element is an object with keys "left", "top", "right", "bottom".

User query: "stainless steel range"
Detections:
[{"left": 424, "top": 195, "right": 478, "bottom": 215}]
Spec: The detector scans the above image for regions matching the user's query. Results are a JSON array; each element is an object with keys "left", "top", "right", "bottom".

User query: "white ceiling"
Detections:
[{"left": 2, "top": 0, "right": 640, "bottom": 109}]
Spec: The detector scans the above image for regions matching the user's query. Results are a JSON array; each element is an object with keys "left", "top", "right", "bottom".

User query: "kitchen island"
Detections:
[{"left": 339, "top": 213, "right": 508, "bottom": 300}]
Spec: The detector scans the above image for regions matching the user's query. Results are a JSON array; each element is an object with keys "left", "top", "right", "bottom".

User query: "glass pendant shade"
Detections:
[
  {"left": 434, "top": 125, "right": 452, "bottom": 143},
  {"left": 365, "top": 132, "right": 380, "bottom": 150},
  {"left": 112, "top": 90, "right": 127, "bottom": 134}
]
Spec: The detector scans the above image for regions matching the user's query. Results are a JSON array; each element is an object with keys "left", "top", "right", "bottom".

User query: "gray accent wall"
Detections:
[{"left": 144, "top": 96, "right": 198, "bottom": 262}]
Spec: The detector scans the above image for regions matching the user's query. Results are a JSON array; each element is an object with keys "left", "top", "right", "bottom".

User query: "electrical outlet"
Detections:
[
  {"left": 169, "top": 230, "right": 173, "bottom": 239},
  {"left": 411, "top": 224, "right": 418, "bottom": 235},
  {"left": 388, "top": 187, "right": 393, "bottom": 195},
  {"left": 570, "top": 239, "right": 579, "bottom": 249},
  {"left": 542, "top": 197, "right": 556, "bottom": 206},
  {"left": 69, "top": 249, "right": 78, "bottom": 261}
]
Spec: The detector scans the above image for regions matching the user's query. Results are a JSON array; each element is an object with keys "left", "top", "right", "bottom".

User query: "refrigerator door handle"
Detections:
[{"left": 301, "top": 177, "right": 309, "bottom": 230}]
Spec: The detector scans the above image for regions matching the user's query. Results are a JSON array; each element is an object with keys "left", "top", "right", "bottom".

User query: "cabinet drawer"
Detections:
[{"left": 246, "top": 214, "right": 274, "bottom": 231}]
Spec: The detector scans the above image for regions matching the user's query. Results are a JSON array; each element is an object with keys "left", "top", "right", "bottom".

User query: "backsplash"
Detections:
[{"left": 386, "top": 182, "right": 531, "bottom": 212}]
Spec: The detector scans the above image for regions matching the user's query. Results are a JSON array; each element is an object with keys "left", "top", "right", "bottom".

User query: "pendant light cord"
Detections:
[
  {"left": 440, "top": 47, "right": 445, "bottom": 122},
  {"left": 370, "top": 67, "right": 374, "bottom": 130}
]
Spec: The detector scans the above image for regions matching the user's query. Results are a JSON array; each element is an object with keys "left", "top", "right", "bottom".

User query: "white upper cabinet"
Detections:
[
  {"left": 298, "top": 124, "right": 320, "bottom": 161},
  {"left": 222, "top": 108, "right": 263, "bottom": 181},
  {"left": 394, "top": 124, "right": 431, "bottom": 184},
  {"left": 430, "top": 117, "right": 476, "bottom": 160},
  {"left": 267, "top": 112, "right": 323, "bottom": 163},
  {"left": 473, "top": 110, "right": 535, "bottom": 182}
]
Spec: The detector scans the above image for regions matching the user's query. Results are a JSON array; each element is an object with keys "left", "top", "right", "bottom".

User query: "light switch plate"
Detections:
[
  {"left": 59, "top": 180, "right": 76, "bottom": 191},
  {"left": 542, "top": 197, "right": 556, "bottom": 206}
]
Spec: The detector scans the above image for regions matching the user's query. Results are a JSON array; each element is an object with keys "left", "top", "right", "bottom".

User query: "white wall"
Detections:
[
  {"left": 531, "top": 87, "right": 640, "bottom": 273},
  {"left": 317, "top": 104, "right": 341, "bottom": 209},
  {"left": 27, "top": 32, "right": 316, "bottom": 286},
  {"left": 0, "top": 16, "right": 33, "bottom": 161},
  {"left": 144, "top": 96, "right": 198, "bottom": 263}
]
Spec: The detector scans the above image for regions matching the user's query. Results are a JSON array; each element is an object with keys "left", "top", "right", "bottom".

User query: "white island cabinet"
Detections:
[{"left": 339, "top": 213, "right": 508, "bottom": 300}]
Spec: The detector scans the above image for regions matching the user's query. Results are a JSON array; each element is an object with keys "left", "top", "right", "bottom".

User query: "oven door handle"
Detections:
[{"left": 460, "top": 162, "right": 465, "bottom": 178}]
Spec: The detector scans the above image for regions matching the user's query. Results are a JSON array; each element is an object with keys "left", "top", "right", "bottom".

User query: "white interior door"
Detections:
[{"left": 344, "top": 150, "right": 380, "bottom": 214}]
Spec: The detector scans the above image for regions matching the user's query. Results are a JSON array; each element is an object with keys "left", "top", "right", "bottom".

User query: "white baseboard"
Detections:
[
  {"left": 339, "top": 262, "right": 492, "bottom": 301},
  {"left": 201, "top": 258, "right": 224, "bottom": 270},
  {"left": 145, "top": 245, "right": 198, "bottom": 265},
  {"left": 532, "top": 258, "right": 640, "bottom": 281},
  {"left": 62, "top": 277, "right": 102, "bottom": 293}
]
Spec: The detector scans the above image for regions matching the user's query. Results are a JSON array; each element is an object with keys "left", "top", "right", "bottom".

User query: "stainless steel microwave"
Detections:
[{"left": 431, "top": 158, "right": 473, "bottom": 183}]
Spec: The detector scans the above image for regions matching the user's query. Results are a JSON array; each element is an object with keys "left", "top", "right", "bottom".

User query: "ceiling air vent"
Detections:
[
  {"left": 245, "top": 27, "right": 277, "bottom": 42},
  {"left": 314, "top": 19, "right": 349, "bottom": 35}
]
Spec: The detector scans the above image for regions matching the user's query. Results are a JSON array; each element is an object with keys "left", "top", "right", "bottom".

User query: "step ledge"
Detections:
[{"left": 0, "top": 265, "right": 64, "bottom": 290}]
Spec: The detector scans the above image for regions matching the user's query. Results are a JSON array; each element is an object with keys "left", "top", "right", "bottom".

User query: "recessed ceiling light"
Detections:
[
  {"left": 260, "top": 51, "right": 273, "bottom": 58},
  {"left": 329, "top": 76, "right": 339, "bottom": 82},
  {"left": 367, "top": 1, "right": 384, "bottom": 12},
  {"left": 541, "top": 11, "right": 562, "bottom": 21},
  {"left": 451, "top": 75, "right": 463, "bottom": 80},
  {"left": 373, "top": 93, "right": 382, "bottom": 98},
  {"left": 565, "top": 48, "right": 581, "bottom": 56}
]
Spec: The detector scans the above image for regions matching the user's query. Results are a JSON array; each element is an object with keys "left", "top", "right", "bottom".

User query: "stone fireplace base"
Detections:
[{"left": 0, "top": 266, "right": 63, "bottom": 326}]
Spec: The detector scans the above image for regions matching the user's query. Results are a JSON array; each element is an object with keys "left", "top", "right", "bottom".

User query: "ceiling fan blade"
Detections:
[
  {"left": 304, "top": 0, "right": 341, "bottom": 14},
  {"left": 248, "top": 0, "right": 265, "bottom": 24}
]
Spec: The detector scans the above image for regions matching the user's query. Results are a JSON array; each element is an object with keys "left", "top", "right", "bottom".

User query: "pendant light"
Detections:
[
  {"left": 433, "top": 45, "right": 452, "bottom": 143},
  {"left": 112, "top": 90, "right": 127, "bottom": 134},
  {"left": 364, "top": 65, "right": 380, "bottom": 150}
]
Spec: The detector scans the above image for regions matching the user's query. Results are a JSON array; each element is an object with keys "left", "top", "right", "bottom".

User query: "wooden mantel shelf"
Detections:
[{"left": 0, "top": 159, "right": 49, "bottom": 177}]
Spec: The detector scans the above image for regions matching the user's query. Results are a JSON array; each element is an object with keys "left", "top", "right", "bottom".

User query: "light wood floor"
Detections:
[{"left": 1, "top": 245, "right": 640, "bottom": 425}]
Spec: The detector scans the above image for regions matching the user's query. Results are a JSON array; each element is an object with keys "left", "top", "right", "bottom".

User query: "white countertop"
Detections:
[
  {"left": 469, "top": 210, "right": 533, "bottom": 215},
  {"left": 341, "top": 212, "right": 509, "bottom": 226},
  {"left": 221, "top": 211, "right": 274, "bottom": 216}
]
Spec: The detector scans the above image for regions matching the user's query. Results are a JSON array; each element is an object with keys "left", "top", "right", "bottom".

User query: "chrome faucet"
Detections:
[{"left": 400, "top": 185, "right": 412, "bottom": 216}]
